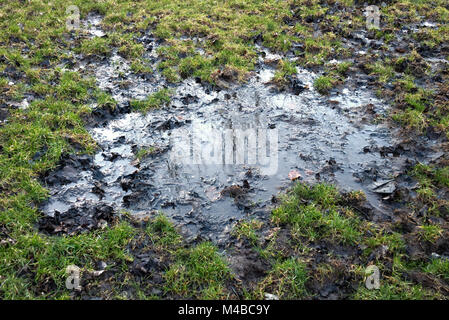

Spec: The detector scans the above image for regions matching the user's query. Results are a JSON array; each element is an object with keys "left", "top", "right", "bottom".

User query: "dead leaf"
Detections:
[{"left": 288, "top": 170, "right": 301, "bottom": 181}]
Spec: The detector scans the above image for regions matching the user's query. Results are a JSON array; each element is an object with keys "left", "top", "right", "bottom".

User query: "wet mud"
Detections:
[
  {"left": 37, "top": 16, "right": 433, "bottom": 244},
  {"left": 5, "top": 4, "right": 443, "bottom": 299}
]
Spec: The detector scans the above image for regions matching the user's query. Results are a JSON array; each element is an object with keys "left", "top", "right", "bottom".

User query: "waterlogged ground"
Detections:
[
  {"left": 41, "top": 29, "right": 405, "bottom": 243},
  {"left": 1, "top": 1, "right": 449, "bottom": 300}
]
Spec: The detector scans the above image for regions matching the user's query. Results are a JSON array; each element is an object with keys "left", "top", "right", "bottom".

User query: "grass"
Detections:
[
  {"left": 335, "top": 61, "right": 352, "bottom": 76},
  {"left": 135, "top": 0, "right": 299, "bottom": 82},
  {"left": 366, "top": 2, "right": 449, "bottom": 139},
  {"left": 146, "top": 213, "right": 182, "bottom": 250},
  {"left": 392, "top": 109, "right": 427, "bottom": 132},
  {"left": 352, "top": 252, "right": 440, "bottom": 300},
  {"left": 232, "top": 219, "right": 263, "bottom": 246},
  {"left": 164, "top": 242, "right": 232, "bottom": 299},
  {"left": 353, "top": 279, "right": 434, "bottom": 300},
  {"left": 418, "top": 224, "right": 443, "bottom": 243},
  {"left": 313, "top": 75, "right": 336, "bottom": 94},
  {"left": 272, "top": 183, "right": 363, "bottom": 245},
  {"left": 78, "top": 37, "right": 112, "bottom": 56},
  {"left": 255, "top": 258, "right": 309, "bottom": 299},
  {"left": 410, "top": 163, "right": 449, "bottom": 216},
  {"left": 424, "top": 258, "right": 449, "bottom": 281},
  {"left": 130, "top": 59, "right": 153, "bottom": 75},
  {"left": 0, "top": 221, "right": 136, "bottom": 299},
  {"left": 272, "top": 59, "right": 297, "bottom": 85},
  {"left": 266, "top": 181, "right": 449, "bottom": 299},
  {"left": 130, "top": 88, "right": 172, "bottom": 112},
  {"left": 301, "top": 32, "right": 345, "bottom": 66},
  {"left": 369, "top": 60, "right": 395, "bottom": 84},
  {"left": 135, "top": 147, "right": 157, "bottom": 160},
  {"left": 362, "top": 230, "right": 406, "bottom": 258},
  {"left": 394, "top": 50, "right": 430, "bottom": 77}
]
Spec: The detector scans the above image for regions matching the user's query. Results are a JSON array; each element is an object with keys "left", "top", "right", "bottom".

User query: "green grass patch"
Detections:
[
  {"left": 273, "top": 59, "right": 297, "bottom": 85},
  {"left": 418, "top": 224, "right": 443, "bottom": 243},
  {"left": 256, "top": 258, "right": 309, "bottom": 299},
  {"left": 164, "top": 242, "right": 232, "bottom": 299},
  {"left": 130, "top": 88, "right": 172, "bottom": 112},
  {"left": 232, "top": 219, "right": 263, "bottom": 246},
  {"left": 146, "top": 213, "right": 182, "bottom": 250},
  {"left": 272, "top": 183, "right": 363, "bottom": 245},
  {"left": 313, "top": 75, "right": 336, "bottom": 94},
  {"left": 135, "top": 147, "right": 157, "bottom": 160},
  {"left": 79, "top": 37, "right": 112, "bottom": 56}
]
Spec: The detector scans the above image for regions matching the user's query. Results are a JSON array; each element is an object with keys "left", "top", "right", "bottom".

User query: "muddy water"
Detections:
[
  {"left": 41, "top": 18, "right": 408, "bottom": 242},
  {"left": 42, "top": 64, "right": 404, "bottom": 242}
]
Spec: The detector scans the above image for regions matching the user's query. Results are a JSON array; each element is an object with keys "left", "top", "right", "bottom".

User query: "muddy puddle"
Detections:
[{"left": 40, "top": 17, "right": 416, "bottom": 243}]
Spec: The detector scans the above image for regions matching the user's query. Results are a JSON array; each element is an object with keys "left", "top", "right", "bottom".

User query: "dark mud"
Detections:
[{"left": 38, "top": 15, "right": 444, "bottom": 246}]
